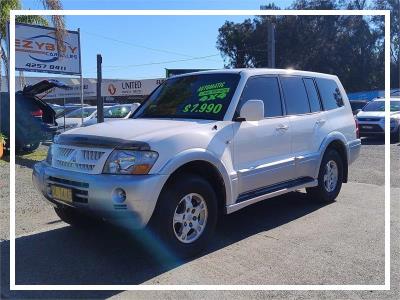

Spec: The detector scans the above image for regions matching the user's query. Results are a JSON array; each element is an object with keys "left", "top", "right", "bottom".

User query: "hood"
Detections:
[
  {"left": 82, "top": 117, "right": 123, "bottom": 127},
  {"left": 357, "top": 111, "right": 399, "bottom": 118},
  {"left": 64, "top": 118, "right": 218, "bottom": 142}
]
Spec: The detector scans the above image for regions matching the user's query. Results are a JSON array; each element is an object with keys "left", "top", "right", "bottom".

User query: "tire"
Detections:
[
  {"left": 306, "top": 148, "right": 344, "bottom": 203},
  {"left": 391, "top": 128, "right": 400, "bottom": 143},
  {"left": 149, "top": 174, "right": 218, "bottom": 258},
  {"left": 19, "top": 142, "right": 40, "bottom": 154},
  {"left": 54, "top": 206, "right": 95, "bottom": 227}
]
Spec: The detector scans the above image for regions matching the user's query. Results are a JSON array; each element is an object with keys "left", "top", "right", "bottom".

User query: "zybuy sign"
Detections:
[{"left": 15, "top": 23, "right": 81, "bottom": 75}]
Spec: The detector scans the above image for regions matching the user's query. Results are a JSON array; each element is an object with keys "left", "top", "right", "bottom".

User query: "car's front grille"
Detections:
[
  {"left": 357, "top": 117, "right": 382, "bottom": 122},
  {"left": 46, "top": 176, "right": 89, "bottom": 204},
  {"left": 359, "top": 124, "right": 384, "bottom": 133},
  {"left": 52, "top": 144, "right": 111, "bottom": 174}
]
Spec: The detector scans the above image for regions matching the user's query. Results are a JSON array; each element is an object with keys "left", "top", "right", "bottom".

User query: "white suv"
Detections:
[
  {"left": 356, "top": 98, "right": 400, "bottom": 142},
  {"left": 33, "top": 69, "right": 361, "bottom": 257}
]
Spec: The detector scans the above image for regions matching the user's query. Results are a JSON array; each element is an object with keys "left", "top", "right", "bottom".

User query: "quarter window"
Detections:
[
  {"left": 239, "top": 77, "right": 283, "bottom": 118},
  {"left": 316, "top": 78, "right": 344, "bottom": 110},
  {"left": 280, "top": 76, "right": 311, "bottom": 115},
  {"left": 303, "top": 78, "right": 321, "bottom": 112}
]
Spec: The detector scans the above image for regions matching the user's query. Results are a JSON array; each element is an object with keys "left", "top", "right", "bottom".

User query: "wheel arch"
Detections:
[
  {"left": 318, "top": 134, "right": 349, "bottom": 183},
  {"left": 158, "top": 149, "right": 232, "bottom": 215}
]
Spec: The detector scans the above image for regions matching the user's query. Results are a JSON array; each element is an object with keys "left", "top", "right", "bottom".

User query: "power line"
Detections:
[
  {"left": 87, "top": 54, "right": 221, "bottom": 71},
  {"left": 82, "top": 30, "right": 220, "bottom": 62}
]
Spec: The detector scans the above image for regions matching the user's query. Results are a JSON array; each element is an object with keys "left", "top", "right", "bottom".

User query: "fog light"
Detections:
[{"left": 112, "top": 188, "right": 126, "bottom": 203}]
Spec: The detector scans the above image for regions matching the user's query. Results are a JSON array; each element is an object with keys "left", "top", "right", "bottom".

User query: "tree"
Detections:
[
  {"left": 216, "top": 0, "right": 398, "bottom": 92},
  {"left": 0, "top": 0, "right": 65, "bottom": 90}
]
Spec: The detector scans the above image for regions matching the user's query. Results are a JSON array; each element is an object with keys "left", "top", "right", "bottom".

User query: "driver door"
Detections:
[{"left": 232, "top": 76, "right": 294, "bottom": 196}]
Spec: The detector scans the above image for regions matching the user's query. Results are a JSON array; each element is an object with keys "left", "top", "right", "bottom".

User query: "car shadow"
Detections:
[{"left": 1, "top": 191, "right": 330, "bottom": 298}]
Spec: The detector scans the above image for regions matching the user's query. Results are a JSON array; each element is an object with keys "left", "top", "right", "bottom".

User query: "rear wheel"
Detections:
[
  {"left": 307, "top": 149, "right": 343, "bottom": 203},
  {"left": 149, "top": 174, "right": 218, "bottom": 258},
  {"left": 391, "top": 128, "right": 400, "bottom": 143}
]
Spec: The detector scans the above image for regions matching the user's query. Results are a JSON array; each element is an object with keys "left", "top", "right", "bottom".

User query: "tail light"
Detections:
[
  {"left": 31, "top": 109, "right": 43, "bottom": 117},
  {"left": 355, "top": 118, "right": 359, "bottom": 138}
]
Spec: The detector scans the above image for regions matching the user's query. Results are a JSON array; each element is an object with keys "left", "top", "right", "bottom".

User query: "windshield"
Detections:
[
  {"left": 362, "top": 100, "right": 400, "bottom": 112},
  {"left": 134, "top": 73, "right": 241, "bottom": 120},
  {"left": 65, "top": 107, "right": 96, "bottom": 118},
  {"left": 103, "top": 105, "right": 131, "bottom": 118}
]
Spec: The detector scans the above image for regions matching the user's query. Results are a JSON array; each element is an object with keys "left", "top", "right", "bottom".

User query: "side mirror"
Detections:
[{"left": 238, "top": 100, "right": 264, "bottom": 121}]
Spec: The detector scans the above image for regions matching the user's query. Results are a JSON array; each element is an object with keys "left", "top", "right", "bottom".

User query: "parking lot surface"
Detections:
[{"left": 0, "top": 139, "right": 399, "bottom": 299}]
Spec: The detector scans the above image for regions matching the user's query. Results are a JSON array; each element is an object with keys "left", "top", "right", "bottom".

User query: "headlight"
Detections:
[
  {"left": 46, "top": 145, "right": 53, "bottom": 165},
  {"left": 103, "top": 150, "right": 158, "bottom": 175}
]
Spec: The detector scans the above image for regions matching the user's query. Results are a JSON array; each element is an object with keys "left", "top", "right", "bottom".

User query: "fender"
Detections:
[
  {"left": 314, "top": 131, "right": 349, "bottom": 179},
  {"left": 157, "top": 148, "right": 234, "bottom": 206}
]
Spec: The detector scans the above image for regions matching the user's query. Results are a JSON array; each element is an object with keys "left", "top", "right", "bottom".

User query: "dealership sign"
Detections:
[
  {"left": 15, "top": 23, "right": 81, "bottom": 75},
  {"left": 102, "top": 79, "right": 165, "bottom": 97},
  {"left": 3, "top": 76, "right": 165, "bottom": 99}
]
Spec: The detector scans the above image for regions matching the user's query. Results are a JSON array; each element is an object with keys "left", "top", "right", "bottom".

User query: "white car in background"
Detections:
[
  {"left": 56, "top": 106, "right": 97, "bottom": 133},
  {"left": 356, "top": 98, "right": 400, "bottom": 142},
  {"left": 81, "top": 103, "right": 140, "bottom": 127}
]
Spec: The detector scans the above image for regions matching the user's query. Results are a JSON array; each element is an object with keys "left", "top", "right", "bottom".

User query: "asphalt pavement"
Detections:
[{"left": 0, "top": 138, "right": 399, "bottom": 299}]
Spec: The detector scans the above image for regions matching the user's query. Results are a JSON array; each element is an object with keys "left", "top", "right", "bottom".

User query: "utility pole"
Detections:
[
  {"left": 260, "top": 5, "right": 276, "bottom": 68},
  {"left": 96, "top": 54, "right": 104, "bottom": 123},
  {"left": 267, "top": 21, "right": 276, "bottom": 68}
]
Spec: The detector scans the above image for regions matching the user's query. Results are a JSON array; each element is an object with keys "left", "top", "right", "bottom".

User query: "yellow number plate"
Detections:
[{"left": 51, "top": 185, "right": 72, "bottom": 203}]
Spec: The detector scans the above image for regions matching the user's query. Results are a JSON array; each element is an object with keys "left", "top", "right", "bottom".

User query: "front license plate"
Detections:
[
  {"left": 362, "top": 125, "right": 373, "bottom": 129},
  {"left": 51, "top": 185, "right": 73, "bottom": 203}
]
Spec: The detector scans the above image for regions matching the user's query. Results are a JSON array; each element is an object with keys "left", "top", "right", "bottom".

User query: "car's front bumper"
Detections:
[
  {"left": 358, "top": 121, "right": 399, "bottom": 136},
  {"left": 32, "top": 161, "right": 168, "bottom": 229}
]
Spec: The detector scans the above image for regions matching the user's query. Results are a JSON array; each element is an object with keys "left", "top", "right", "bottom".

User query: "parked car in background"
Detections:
[
  {"left": 33, "top": 69, "right": 360, "bottom": 257},
  {"left": 56, "top": 106, "right": 97, "bottom": 133},
  {"left": 1, "top": 80, "right": 68, "bottom": 152},
  {"left": 81, "top": 103, "right": 140, "bottom": 127},
  {"left": 356, "top": 98, "right": 400, "bottom": 142},
  {"left": 349, "top": 99, "right": 368, "bottom": 115}
]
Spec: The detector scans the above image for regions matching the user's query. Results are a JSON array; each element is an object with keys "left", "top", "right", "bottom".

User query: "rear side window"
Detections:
[
  {"left": 316, "top": 78, "right": 344, "bottom": 110},
  {"left": 303, "top": 78, "right": 321, "bottom": 112},
  {"left": 280, "top": 76, "right": 311, "bottom": 115},
  {"left": 239, "top": 76, "right": 283, "bottom": 118}
]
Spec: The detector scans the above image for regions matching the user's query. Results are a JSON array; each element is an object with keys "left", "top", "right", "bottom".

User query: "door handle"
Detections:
[
  {"left": 276, "top": 124, "right": 289, "bottom": 131},
  {"left": 316, "top": 119, "right": 326, "bottom": 125}
]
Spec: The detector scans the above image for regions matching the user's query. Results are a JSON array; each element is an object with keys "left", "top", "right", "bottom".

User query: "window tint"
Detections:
[
  {"left": 303, "top": 78, "right": 321, "bottom": 112},
  {"left": 239, "top": 77, "right": 282, "bottom": 117},
  {"left": 316, "top": 78, "right": 344, "bottom": 110},
  {"left": 280, "top": 76, "right": 311, "bottom": 115}
]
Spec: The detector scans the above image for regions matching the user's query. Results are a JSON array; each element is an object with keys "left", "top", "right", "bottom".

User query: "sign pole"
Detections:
[
  {"left": 78, "top": 28, "right": 84, "bottom": 124},
  {"left": 96, "top": 54, "right": 104, "bottom": 123}
]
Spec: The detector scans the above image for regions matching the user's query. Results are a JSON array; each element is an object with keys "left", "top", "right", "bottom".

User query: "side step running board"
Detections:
[{"left": 226, "top": 177, "right": 317, "bottom": 214}]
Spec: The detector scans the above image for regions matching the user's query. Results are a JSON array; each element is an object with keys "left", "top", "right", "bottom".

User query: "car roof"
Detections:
[{"left": 170, "top": 68, "right": 338, "bottom": 80}]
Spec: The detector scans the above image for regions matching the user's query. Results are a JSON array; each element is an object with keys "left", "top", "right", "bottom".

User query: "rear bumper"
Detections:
[
  {"left": 348, "top": 139, "right": 361, "bottom": 165},
  {"left": 32, "top": 161, "right": 168, "bottom": 228}
]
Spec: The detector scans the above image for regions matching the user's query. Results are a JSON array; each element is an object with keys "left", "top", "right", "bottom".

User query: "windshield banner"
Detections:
[{"left": 15, "top": 23, "right": 81, "bottom": 75}]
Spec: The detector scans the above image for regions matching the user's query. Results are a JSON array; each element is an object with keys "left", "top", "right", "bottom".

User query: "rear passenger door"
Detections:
[{"left": 280, "top": 76, "right": 325, "bottom": 179}]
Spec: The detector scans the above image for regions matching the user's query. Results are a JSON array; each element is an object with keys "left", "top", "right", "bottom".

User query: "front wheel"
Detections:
[
  {"left": 306, "top": 149, "right": 344, "bottom": 203},
  {"left": 149, "top": 174, "right": 218, "bottom": 258}
]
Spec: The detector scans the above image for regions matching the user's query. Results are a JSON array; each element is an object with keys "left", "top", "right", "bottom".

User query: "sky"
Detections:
[{"left": 18, "top": 0, "right": 295, "bottom": 79}]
